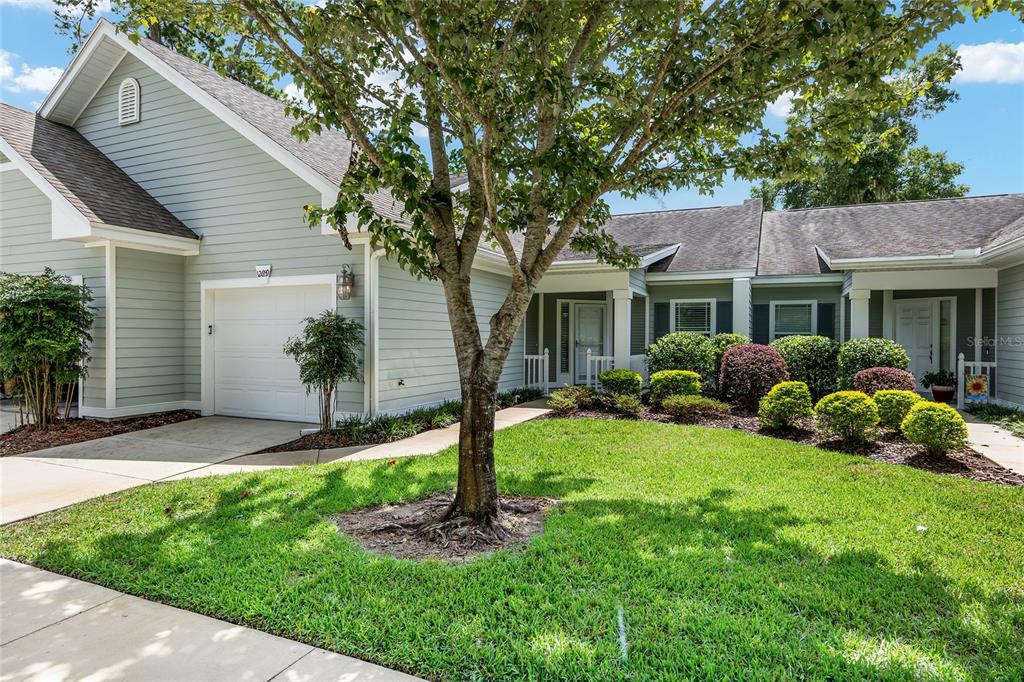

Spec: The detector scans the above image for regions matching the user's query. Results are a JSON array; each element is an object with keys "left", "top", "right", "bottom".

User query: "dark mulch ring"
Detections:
[
  {"left": 546, "top": 407, "right": 1024, "bottom": 487},
  {"left": 331, "top": 491, "right": 557, "bottom": 561},
  {"left": 260, "top": 429, "right": 361, "bottom": 453},
  {"left": 0, "top": 410, "right": 200, "bottom": 457}
]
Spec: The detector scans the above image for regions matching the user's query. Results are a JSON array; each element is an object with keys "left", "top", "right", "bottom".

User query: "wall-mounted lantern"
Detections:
[{"left": 337, "top": 264, "right": 355, "bottom": 300}]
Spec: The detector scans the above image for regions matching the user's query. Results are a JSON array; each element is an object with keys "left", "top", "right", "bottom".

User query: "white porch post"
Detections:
[
  {"left": 732, "top": 277, "right": 751, "bottom": 337},
  {"left": 882, "top": 290, "right": 894, "bottom": 339},
  {"left": 613, "top": 289, "right": 632, "bottom": 369},
  {"left": 850, "top": 289, "right": 871, "bottom": 339},
  {"left": 975, "top": 287, "right": 983, "bottom": 361}
]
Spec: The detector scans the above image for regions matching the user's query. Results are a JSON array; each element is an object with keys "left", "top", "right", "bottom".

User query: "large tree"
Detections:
[
  {"left": 753, "top": 44, "right": 970, "bottom": 209},
  {"left": 74, "top": 0, "right": 1017, "bottom": 534}
]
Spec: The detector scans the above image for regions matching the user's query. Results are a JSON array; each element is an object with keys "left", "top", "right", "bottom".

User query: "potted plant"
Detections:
[{"left": 922, "top": 369, "right": 957, "bottom": 404}]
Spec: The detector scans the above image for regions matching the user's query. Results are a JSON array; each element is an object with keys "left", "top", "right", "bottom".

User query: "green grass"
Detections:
[
  {"left": 1, "top": 419, "right": 1022, "bottom": 680},
  {"left": 967, "top": 403, "right": 1024, "bottom": 439}
]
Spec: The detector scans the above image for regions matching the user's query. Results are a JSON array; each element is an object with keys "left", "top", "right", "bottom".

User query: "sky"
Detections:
[{"left": 1, "top": 4, "right": 1022, "bottom": 214}]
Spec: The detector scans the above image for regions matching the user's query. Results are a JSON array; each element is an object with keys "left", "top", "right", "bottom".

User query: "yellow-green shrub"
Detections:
[
  {"left": 662, "top": 395, "right": 730, "bottom": 423},
  {"left": 758, "top": 381, "right": 813, "bottom": 429},
  {"left": 901, "top": 402, "right": 968, "bottom": 455},
  {"left": 874, "top": 390, "right": 922, "bottom": 430},
  {"left": 815, "top": 391, "right": 879, "bottom": 442},
  {"left": 650, "top": 369, "right": 701, "bottom": 405}
]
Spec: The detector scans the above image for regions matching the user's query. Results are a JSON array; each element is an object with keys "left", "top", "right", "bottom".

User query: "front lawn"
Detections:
[{"left": 1, "top": 419, "right": 1021, "bottom": 680}]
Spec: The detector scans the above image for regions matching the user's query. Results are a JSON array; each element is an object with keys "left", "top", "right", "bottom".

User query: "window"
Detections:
[
  {"left": 671, "top": 299, "right": 715, "bottom": 336},
  {"left": 118, "top": 78, "right": 140, "bottom": 125},
  {"left": 770, "top": 301, "right": 816, "bottom": 340}
]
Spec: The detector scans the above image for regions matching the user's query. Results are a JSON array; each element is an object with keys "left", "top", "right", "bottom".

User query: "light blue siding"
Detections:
[{"left": 997, "top": 264, "right": 1024, "bottom": 406}]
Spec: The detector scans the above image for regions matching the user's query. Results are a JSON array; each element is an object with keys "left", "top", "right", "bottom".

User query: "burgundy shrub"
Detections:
[
  {"left": 853, "top": 367, "right": 917, "bottom": 395},
  {"left": 719, "top": 343, "right": 789, "bottom": 409}
]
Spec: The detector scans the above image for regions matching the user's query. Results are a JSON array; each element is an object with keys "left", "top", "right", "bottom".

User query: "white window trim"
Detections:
[
  {"left": 117, "top": 77, "right": 140, "bottom": 125},
  {"left": 669, "top": 298, "right": 716, "bottom": 336},
  {"left": 769, "top": 300, "right": 817, "bottom": 341}
]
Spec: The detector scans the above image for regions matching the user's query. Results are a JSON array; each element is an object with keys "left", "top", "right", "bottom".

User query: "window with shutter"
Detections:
[
  {"left": 671, "top": 299, "right": 715, "bottom": 336},
  {"left": 770, "top": 301, "right": 816, "bottom": 340},
  {"left": 118, "top": 78, "right": 140, "bottom": 125}
]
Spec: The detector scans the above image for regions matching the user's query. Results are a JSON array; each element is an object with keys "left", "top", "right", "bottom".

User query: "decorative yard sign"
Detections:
[
  {"left": 255, "top": 264, "right": 272, "bottom": 282},
  {"left": 964, "top": 374, "right": 989, "bottom": 404}
]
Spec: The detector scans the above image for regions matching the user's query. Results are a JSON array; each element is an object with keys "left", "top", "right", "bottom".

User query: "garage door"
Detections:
[{"left": 212, "top": 284, "right": 332, "bottom": 422}]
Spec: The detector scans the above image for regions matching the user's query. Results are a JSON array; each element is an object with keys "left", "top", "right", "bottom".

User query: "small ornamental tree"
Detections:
[
  {"left": 70, "top": 0, "right": 1006, "bottom": 533},
  {"left": 283, "top": 311, "right": 364, "bottom": 431},
  {"left": 0, "top": 269, "right": 95, "bottom": 429},
  {"left": 719, "top": 344, "right": 789, "bottom": 409}
]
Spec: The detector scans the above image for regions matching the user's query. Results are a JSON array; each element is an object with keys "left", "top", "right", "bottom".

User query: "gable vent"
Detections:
[{"left": 117, "top": 78, "right": 140, "bottom": 125}]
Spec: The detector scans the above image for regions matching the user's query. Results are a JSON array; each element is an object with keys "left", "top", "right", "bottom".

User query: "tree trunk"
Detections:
[{"left": 452, "top": 378, "right": 500, "bottom": 518}]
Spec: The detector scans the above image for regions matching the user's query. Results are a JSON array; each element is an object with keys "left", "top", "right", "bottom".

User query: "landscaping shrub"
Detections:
[
  {"left": 649, "top": 369, "right": 701, "bottom": 405},
  {"left": 547, "top": 385, "right": 598, "bottom": 413},
  {"left": 598, "top": 368, "right": 643, "bottom": 396},
  {"left": 815, "top": 391, "right": 879, "bottom": 442},
  {"left": 853, "top": 367, "right": 916, "bottom": 395},
  {"left": 837, "top": 338, "right": 910, "bottom": 388},
  {"left": 711, "top": 333, "right": 749, "bottom": 376},
  {"left": 662, "top": 395, "right": 731, "bottom": 423},
  {"left": 901, "top": 402, "right": 968, "bottom": 455},
  {"left": 719, "top": 344, "right": 789, "bottom": 409},
  {"left": 645, "top": 332, "right": 716, "bottom": 381},
  {"left": 874, "top": 390, "right": 923, "bottom": 430},
  {"left": 758, "top": 381, "right": 813, "bottom": 430},
  {"left": 610, "top": 393, "right": 642, "bottom": 417},
  {"left": 769, "top": 335, "right": 839, "bottom": 400},
  {"left": 495, "top": 386, "right": 544, "bottom": 408}
]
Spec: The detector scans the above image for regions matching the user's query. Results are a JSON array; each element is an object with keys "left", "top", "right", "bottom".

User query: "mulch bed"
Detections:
[
  {"left": 0, "top": 410, "right": 200, "bottom": 457},
  {"left": 546, "top": 408, "right": 1024, "bottom": 487},
  {"left": 332, "top": 491, "right": 556, "bottom": 561},
  {"left": 258, "top": 429, "right": 360, "bottom": 453}
]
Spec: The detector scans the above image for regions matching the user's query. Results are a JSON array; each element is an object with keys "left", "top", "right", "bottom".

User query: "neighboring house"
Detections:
[{"left": 1, "top": 20, "right": 1023, "bottom": 422}]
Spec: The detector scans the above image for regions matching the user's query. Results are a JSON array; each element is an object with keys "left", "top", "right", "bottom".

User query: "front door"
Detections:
[
  {"left": 895, "top": 299, "right": 938, "bottom": 384},
  {"left": 574, "top": 303, "right": 606, "bottom": 383}
]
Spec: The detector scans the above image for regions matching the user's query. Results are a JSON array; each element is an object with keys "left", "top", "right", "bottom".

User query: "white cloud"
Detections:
[
  {"left": 766, "top": 91, "right": 795, "bottom": 118},
  {"left": 955, "top": 42, "right": 1024, "bottom": 84},
  {"left": 0, "top": 51, "right": 63, "bottom": 93}
]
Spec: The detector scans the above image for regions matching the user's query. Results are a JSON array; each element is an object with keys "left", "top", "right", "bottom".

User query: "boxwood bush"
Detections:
[
  {"left": 649, "top": 369, "right": 701, "bottom": 405},
  {"left": 815, "top": 391, "right": 879, "bottom": 443},
  {"left": 645, "top": 332, "right": 716, "bottom": 381},
  {"left": 662, "top": 395, "right": 731, "bottom": 423},
  {"left": 598, "top": 368, "right": 643, "bottom": 396},
  {"left": 769, "top": 335, "right": 839, "bottom": 400},
  {"left": 874, "top": 389, "right": 923, "bottom": 430},
  {"left": 758, "top": 381, "right": 813, "bottom": 430},
  {"left": 901, "top": 401, "right": 968, "bottom": 455},
  {"left": 853, "top": 367, "right": 916, "bottom": 395},
  {"left": 719, "top": 344, "right": 789, "bottom": 409},
  {"left": 610, "top": 393, "right": 642, "bottom": 417},
  {"left": 837, "top": 338, "right": 910, "bottom": 389}
]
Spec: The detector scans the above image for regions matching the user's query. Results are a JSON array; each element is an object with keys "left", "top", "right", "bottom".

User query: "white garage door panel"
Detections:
[{"left": 213, "top": 285, "right": 330, "bottom": 422}]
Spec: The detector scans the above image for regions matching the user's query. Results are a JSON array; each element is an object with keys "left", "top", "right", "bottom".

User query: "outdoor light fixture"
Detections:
[{"left": 337, "top": 264, "right": 355, "bottom": 300}]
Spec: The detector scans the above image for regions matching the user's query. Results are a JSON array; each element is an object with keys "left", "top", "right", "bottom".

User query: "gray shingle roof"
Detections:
[
  {"left": 0, "top": 103, "right": 196, "bottom": 240},
  {"left": 758, "top": 194, "right": 1024, "bottom": 275}
]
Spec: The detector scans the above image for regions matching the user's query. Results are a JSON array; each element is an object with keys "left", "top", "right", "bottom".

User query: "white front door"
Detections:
[
  {"left": 895, "top": 299, "right": 938, "bottom": 383},
  {"left": 212, "top": 284, "right": 332, "bottom": 422},
  {"left": 574, "top": 303, "right": 606, "bottom": 383}
]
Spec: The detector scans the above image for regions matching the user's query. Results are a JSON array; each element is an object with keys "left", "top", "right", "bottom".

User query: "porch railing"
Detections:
[
  {"left": 956, "top": 352, "right": 996, "bottom": 410},
  {"left": 524, "top": 349, "right": 550, "bottom": 395},
  {"left": 585, "top": 349, "right": 615, "bottom": 389}
]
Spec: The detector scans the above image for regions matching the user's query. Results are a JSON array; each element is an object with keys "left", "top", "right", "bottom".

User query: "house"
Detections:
[{"left": 2, "top": 20, "right": 1023, "bottom": 423}]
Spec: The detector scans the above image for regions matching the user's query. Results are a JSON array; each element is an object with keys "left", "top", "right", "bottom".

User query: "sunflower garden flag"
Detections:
[{"left": 965, "top": 374, "right": 989, "bottom": 404}]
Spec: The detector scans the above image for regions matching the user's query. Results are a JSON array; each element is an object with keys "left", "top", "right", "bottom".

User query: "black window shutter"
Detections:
[
  {"left": 716, "top": 301, "right": 732, "bottom": 334},
  {"left": 653, "top": 302, "right": 670, "bottom": 342},
  {"left": 752, "top": 304, "right": 770, "bottom": 344},
  {"left": 817, "top": 302, "right": 836, "bottom": 339}
]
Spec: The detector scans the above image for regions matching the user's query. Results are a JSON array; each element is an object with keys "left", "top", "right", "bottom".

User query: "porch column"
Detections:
[
  {"left": 613, "top": 289, "right": 632, "bottom": 369},
  {"left": 732, "top": 277, "right": 751, "bottom": 337},
  {"left": 975, "top": 287, "right": 983, "bottom": 361},
  {"left": 882, "top": 290, "right": 894, "bottom": 339},
  {"left": 850, "top": 289, "right": 871, "bottom": 339}
]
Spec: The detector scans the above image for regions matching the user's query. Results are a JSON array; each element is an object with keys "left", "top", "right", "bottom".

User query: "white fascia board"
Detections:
[
  {"left": 0, "top": 136, "right": 92, "bottom": 237},
  {"left": 850, "top": 268, "right": 998, "bottom": 290},
  {"left": 645, "top": 269, "right": 756, "bottom": 283},
  {"left": 752, "top": 274, "right": 845, "bottom": 286},
  {"left": 980, "top": 235, "right": 1024, "bottom": 267},
  {"left": 814, "top": 246, "right": 833, "bottom": 269},
  {"left": 828, "top": 251, "right": 985, "bottom": 270},
  {"left": 638, "top": 244, "right": 681, "bottom": 267},
  {"left": 88, "top": 224, "right": 201, "bottom": 255},
  {"left": 38, "top": 21, "right": 112, "bottom": 117}
]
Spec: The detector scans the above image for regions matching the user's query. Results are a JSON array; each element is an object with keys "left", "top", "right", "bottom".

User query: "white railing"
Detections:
[
  {"left": 524, "top": 348, "right": 550, "bottom": 394},
  {"left": 585, "top": 349, "right": 615, "bottom": 389},
  {"left": 956, "top": 352, "right": 996, "bottom": 409}
]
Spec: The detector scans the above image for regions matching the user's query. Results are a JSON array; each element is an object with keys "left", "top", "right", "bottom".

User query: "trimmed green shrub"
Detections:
[
  {"left": 645, "top": 332, "right": 716, "bottom": 381},
  {"left": 815, "top": 391, "right": 879, "bottom": 442},
  {"left": 719, "top": 344, "right": 789, "bottom": 409},
  {"left": 901, "top": 401, "right": 968, "bottom": 455},
  {"left": 837, "top": 338, "right": 910, "bottom": 389},
  {"left": 611, "top": 393, "right": 642, "bottom": 417},
  {"left": 598, "top": 368, "right": 643, "bottom": 396},
  {"left": 758, "top": 381, "right": 813, "bottom": 430},
  {"left": 662, "top": 395, "right": 731, "bottom": 423},
  {"left": 649, "top": 369, "right": 701, "bottom": 405},
  {"left": 547, "top": 385, "right": 597, "bottom": 413},
  {"left": 853, "top": 367, "right": 916, "bottom": 395},
  {"left": 874, "top": 389, "right": 923, "bottom": 430},
  {"left": 711, "top": 333, "right": 749, "bottom": 376},
  {"left": 769, "top": 335, "right": 839, "bottom": 400}
]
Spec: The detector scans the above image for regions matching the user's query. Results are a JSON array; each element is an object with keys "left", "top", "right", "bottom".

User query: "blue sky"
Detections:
[{"left": 2, "top": 4, "right": 1022, "bottom": 214}]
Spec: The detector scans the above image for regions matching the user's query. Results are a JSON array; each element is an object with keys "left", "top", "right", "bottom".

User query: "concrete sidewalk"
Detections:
[
  {"left": 962, "top": 412, "right": 1024, "bottom": 475},
  {"left": 0, "top": 558, "right": 420, "bottom": 681}
]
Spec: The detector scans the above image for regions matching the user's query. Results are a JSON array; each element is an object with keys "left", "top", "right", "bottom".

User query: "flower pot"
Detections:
[{"left": 931, "top": 385, "right": 955, "bottom": 403}]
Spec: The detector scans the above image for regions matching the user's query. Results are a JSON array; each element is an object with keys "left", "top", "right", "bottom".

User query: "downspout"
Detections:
[{"left": 363, "top": 248, "right": 385, "bottom": 417}]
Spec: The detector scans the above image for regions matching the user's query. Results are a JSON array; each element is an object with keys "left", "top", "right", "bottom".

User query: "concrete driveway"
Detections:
[{"left": 1, "top": 417, "right": 311, "bottom": 524}]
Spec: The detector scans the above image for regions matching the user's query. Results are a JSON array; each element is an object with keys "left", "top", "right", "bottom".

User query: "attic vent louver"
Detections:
[{"left": 118, "top": 78, "right": 140, "bottom": 125}]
